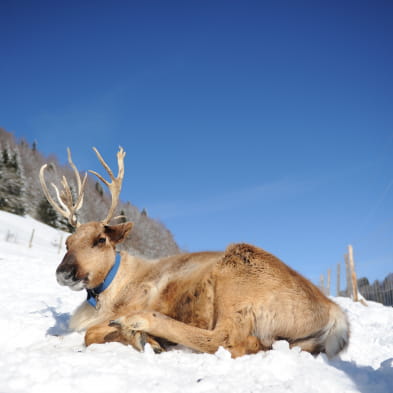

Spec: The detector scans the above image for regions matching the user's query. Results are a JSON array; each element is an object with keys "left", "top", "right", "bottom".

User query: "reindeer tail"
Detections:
[{"left": 323, "top": 303, "right": 350, "bottom": 358}]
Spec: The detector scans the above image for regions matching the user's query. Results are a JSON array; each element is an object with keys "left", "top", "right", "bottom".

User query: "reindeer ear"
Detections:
[{"left": 104, "top": 222, "right": 133, "bottom": 244}]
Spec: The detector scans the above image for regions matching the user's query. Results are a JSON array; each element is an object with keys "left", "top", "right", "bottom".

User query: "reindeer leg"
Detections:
[
  {"left": 85, "top": 321, "right": 139, "bottom": 347},
  {"left": 107, "top": 319, "right": 165, "bottom": 353},
  {"left": 110, "top": 311, "right": 259, "bottom": 357},
  {"left": 85, "top": 320, "right": 164, "bottom": 353}
]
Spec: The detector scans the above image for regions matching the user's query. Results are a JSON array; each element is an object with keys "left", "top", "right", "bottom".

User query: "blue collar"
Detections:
[{"left": 86, "top": 252, "right": 121, "bottom": 308}]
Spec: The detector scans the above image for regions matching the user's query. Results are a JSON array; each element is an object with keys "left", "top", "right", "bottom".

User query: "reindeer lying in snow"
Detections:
[{"left": 40, "top": 147, "right": 349, "bottom": 357}]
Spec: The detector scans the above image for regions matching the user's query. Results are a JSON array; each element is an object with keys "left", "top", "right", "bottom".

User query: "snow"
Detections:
[{"left": 0, "top": 210, "right": 392, "bottom": 393}]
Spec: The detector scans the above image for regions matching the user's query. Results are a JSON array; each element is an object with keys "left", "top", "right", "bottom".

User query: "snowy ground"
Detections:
[{"left": 0, "top": 211, "right": 392, "bottom": 393}]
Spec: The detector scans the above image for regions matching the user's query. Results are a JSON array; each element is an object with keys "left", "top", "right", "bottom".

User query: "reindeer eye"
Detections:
[{"left": 94, "top": 237, "right": 106, "bottom": 247}]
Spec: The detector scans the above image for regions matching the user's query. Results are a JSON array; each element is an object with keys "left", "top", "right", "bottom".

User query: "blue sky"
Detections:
[{"left": 1, "top": 0, "right": 392, "bottom": 290}]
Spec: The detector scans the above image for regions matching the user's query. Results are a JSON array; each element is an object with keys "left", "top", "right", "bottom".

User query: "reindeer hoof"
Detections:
[
  {"left": 151, "top": 344, "right": 164, "bottom": 354},
  {"left": 133, "top": 331, "right": 147, "bottom": 351}
]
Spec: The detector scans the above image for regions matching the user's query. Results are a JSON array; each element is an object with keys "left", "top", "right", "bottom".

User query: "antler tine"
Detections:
[
  {"left": 66, "top": 148, "right": 88, "bottom": 211},
  {"left": 39, "top": 165, "right": 71, "bottom": 222},
  {"left": 39, "top": 149, "right": 87, "bottom": 228},
  {"left": 59, "top": 173, "right": 88, "bottom": 217},
  {"left": 89, "top": 146, "right": 126, "bottom": 224}
]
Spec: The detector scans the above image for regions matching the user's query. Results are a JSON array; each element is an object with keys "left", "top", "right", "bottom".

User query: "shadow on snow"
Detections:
[
  {"left": 330, "top": 357, "right": 393, "bottom": 393},
  {"left": 31, "top": 299, "right": 72, "bottom": 336}
]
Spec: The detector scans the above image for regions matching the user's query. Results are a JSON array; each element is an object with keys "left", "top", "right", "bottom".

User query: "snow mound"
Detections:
[{"left": 0, "top": 211, "right": 392, "bottom": 393}]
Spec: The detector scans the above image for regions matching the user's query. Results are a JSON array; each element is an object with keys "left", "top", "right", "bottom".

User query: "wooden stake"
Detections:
[
  {"left": 29, "top": 229, "right": 35, "bottom": 248},
  {"left": 320, "top": 274, "right": 325, "bottom": 293},
  {"left": 344, "top": 253, "right": 351, "bottom": 297},
  {"left": 327, "top": 269, "right": 331, "bottom": 296},
  {"left": 348, "top": 244, "right": 359, "bottom": 302},
  {"left": 58, "top": 234, "right": 64, "bottom": 254}
]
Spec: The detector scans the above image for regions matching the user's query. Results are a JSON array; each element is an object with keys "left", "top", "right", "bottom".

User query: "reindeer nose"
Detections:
[
  {"left": 56, "top": 252, "right": 78, "bottom": 284},
  {"left": 57, "top": 264, "right": 77, "bottom": 281}
]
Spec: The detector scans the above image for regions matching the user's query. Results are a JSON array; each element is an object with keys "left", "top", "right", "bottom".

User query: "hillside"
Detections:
[
  {"left": 0, "top": 128, "right": 179, "bottom": 258},
  {"left": 0, "top": 211, "right": 392, "bottom": 393}
]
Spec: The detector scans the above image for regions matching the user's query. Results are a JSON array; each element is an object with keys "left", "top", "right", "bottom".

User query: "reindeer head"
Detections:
[
  {"left": 40, "top": 147, "right": 132, "bottom": 291},
  {"left": 58, "top": 221, "right": 132, "bottom": 290}
]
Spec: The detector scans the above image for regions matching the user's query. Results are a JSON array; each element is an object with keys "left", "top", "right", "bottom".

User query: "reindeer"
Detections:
[{"left": 40, "top": 147, "right": 349, "bottom": 358}]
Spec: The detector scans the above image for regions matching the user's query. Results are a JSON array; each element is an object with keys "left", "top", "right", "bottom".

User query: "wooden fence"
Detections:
[
  {"left": 320, "top": 245, "right": 393, "bottom": 306},
  {"left": 319, "top": 244, "right": 368, "bottom": 306}
]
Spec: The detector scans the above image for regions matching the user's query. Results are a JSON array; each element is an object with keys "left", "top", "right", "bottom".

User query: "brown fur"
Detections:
[{"left": 57, "top": 222, "right": 349, "bottom": 358}]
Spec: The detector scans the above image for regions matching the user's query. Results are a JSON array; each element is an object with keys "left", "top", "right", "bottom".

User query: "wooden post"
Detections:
[
  {"left": 348, "top": 244, "right": 359, "bottom": 302},
  {"left": 336, "top": 263, "right": 341, "bottom": 296},
  {"left": 327, "top": 269, "right": 331, "bottom": 296},
  {"left": 58, "top": 234, "right": 64, "bottom": 254},
  {"left": 344, "top": 253, "right": 351, "bottom": 297},
  {"left": 320, "top": 274, "right": 325, "bottom": 294},
  {"left": 29, "top": 229, "right": 35, "bottom": 248}
]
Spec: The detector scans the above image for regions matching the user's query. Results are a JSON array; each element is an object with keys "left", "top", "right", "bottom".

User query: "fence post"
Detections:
[
  {"left": 29, "top": 229, "right": 35, "bottom": 248},
  {"left": 344, "top": 253, "right": 351, "bottom": 297},
  {"left": 58, "top": 234, "right": 64, "bottom": 254},
  {"left": 320, "top": 274, "right": 325, "bottom": 294},
  {"left": 327, "top": 269, "right": 331, "bottom": 296},
  {"left": 348, "top": 244, "right": 359, "bottom": 302},
  {"left": 336, "top": 263, "right": 341, "bottom": 296}
]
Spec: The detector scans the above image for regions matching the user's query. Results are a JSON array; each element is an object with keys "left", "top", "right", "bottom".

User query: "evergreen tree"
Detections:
[
  {"left": 0, "top": 144, "right": 26, "bottom": 215},
  {"left": 57, "top": 183, "right": 77, "bottom": 233},
  {"left": 10, "top": 152, "right": 18, "bottom": 170},
  {"left": 95, "top": 181, "right": 104, "bottom": 197},
  {"left": 0, "top": 157, "right": 5, "bottom": 211},
  {"left": 57, "top": 213, "right": 75, "bottom": 233},
  {"left": 36, "top": 191, "right": 74, "bottom": 232},
  {"left": 36, "top": 197, "right": 58, "bottom": 227}
]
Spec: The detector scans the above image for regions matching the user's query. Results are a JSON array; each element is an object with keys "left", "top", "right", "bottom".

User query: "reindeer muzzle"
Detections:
[{"left": 56, "top": 253, "right": 86, "bottom": 291}]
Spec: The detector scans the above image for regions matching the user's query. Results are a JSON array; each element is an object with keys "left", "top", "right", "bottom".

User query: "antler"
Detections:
[
  {"left": 39, "top": 148, "right": 87, "bottom": 227},
  {"left": 89, "top": 147, "right": 126, "bottom": 224}
]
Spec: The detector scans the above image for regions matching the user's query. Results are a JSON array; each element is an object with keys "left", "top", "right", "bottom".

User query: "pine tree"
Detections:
[
  {"left": 95, "top": 181, "right": 104, "bottom": 197},
  {"left": 57, "top": 213, "right": 75, "bottom": 233},
  {"left": 0, "top": 144, "right": 26, "bottom": 215},
  {"left": 0, "top": 156, "right": 5, "bottom": 211},
  {"left": 57, "top": 183, "right": 77, "bottom": 233},
  {"left": 36, "top": 197, "right": 58, "bottom": 227},
  {"left": 2, "top": 147, "right": 10, "bottom": 165}
]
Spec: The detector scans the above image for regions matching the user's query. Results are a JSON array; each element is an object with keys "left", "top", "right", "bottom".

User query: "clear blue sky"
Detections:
[{"left": 1, "top": 0, "right": 392, "bottom": 289}]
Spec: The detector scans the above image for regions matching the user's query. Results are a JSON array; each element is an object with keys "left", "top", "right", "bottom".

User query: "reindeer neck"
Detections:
[{"left": 86, "top": 252, "right": 121, "bottom": 308}]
